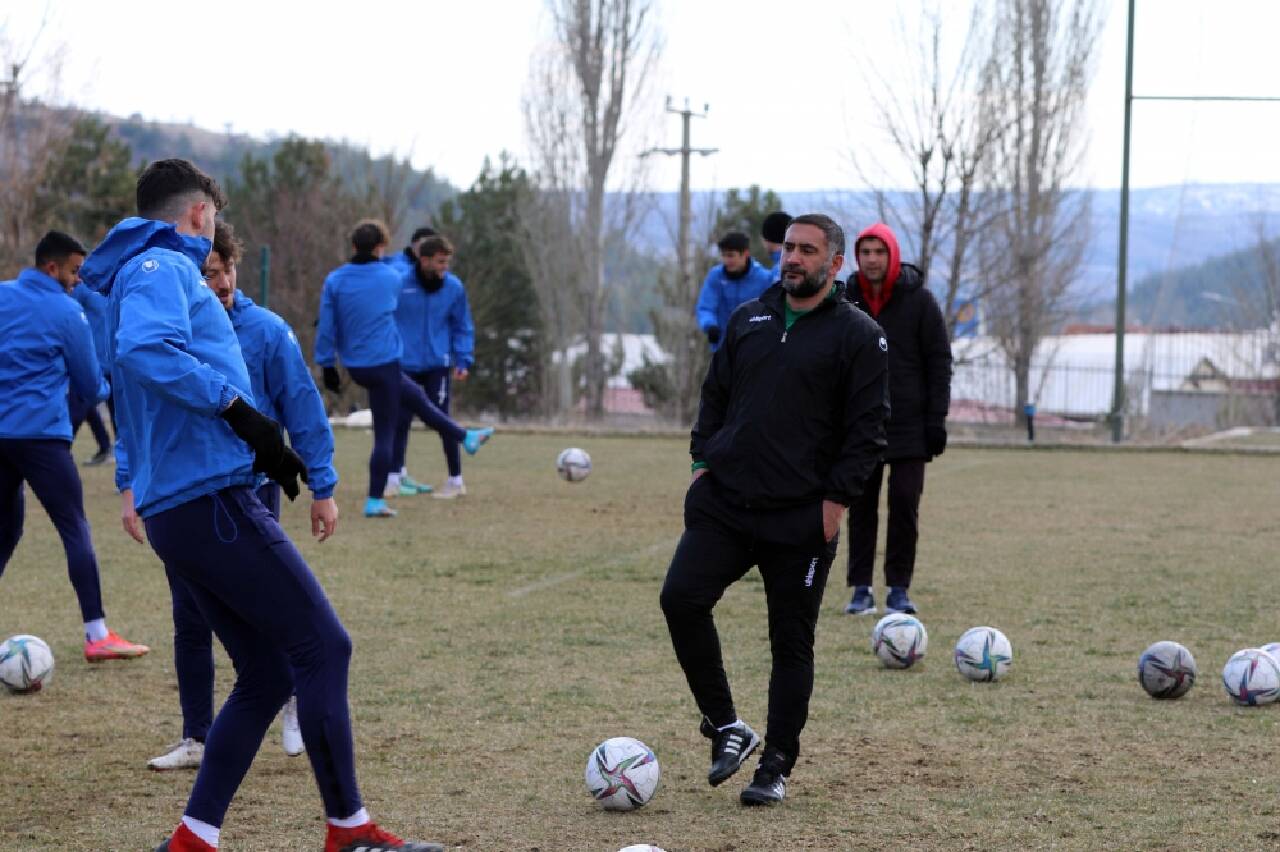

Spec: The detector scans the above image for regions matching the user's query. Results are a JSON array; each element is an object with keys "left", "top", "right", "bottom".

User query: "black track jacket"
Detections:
[
  {"left": 846, "top": 263, "right": 952, "bottom": 461},
  {"left": 690, "top": 281, "right": 889, "bottom": 509}
]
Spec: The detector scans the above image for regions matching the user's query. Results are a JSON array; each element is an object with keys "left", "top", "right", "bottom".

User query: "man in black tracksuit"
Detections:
[
  {"left": 843, "top": 223, "right": 952, "bottom": 617},
  {"left": 660, "top": 214, "right": 888, "bottom": 807}
]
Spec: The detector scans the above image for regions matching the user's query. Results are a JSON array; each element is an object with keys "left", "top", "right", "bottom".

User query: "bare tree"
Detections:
[
  {"left": 850, "top": 1, "right": 1004, "bottom": 340},
  {"left": 980, "top": 0, "right": 1101, "bottom": 422},
  {"left": 521, "top": 0, "right": 660, "bottom": 418}
]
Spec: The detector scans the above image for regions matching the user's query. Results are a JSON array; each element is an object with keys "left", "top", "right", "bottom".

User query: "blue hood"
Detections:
[{"left": 82, "top": 217, "right": 212, "bottom": 297}]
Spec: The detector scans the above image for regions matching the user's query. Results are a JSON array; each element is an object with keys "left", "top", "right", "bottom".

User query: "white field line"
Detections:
[{"left": 506, "top": 538, "right": 673, "bottom": 599}]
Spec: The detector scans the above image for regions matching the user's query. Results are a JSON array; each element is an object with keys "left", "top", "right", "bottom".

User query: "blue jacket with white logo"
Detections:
[
  {"left": 394, "top": 271, "right": 474, "bottom": 372},
  {"left": 695, "top": 258, "right": 775, "bottom": 351},
  {"left": 72, "top": 283, "right": 112, "bottom": 376},
  {"left": 0, "top": 269, "right": 108, "bottom": 440},
  {"left": 229, "top": 291, "right": 337, "bottom": 499},
  {"left": 80, "top": 217, "right": 256, "bottom": 518},
  {"left": 314, "top": 259, "right": 403, "bottom": 368}
]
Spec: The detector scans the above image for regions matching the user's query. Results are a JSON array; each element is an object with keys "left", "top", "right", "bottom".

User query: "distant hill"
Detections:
[{"left": 98, "top": 112, "right": 456, "bottom": 244}]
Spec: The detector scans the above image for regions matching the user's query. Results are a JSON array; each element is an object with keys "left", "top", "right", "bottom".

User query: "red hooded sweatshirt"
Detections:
[{"left": 855, "top": 223, "right": 901, "bottom": 318}]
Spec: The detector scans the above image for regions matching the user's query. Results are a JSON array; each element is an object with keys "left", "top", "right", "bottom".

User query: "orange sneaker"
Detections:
[
  {"left": 154, "top": 822, "right": 215, "bottom": 851},
  {"left": 324, "top": 821, "right": 444, "bottom": 852},
  {"left": 84, "top": 629, "right": 150, "bottom": 662}
]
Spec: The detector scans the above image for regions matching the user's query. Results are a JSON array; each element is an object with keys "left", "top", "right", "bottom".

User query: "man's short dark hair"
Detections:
[
  {"left": 417, "top": 234, "right": 454, "bottom": 258},
  {"left": 136, "top": 159, "right": 227, "bottom": 220},
  {"left": 212, "top": 221, "right": 244, "bottom": 265},
  {"left": 351, "top": 219, "right": 391, "bottom": 254},
  {"left": 34, "top": 230, "right": 87, "bottom": 267},
  {"left": 410, "top": 226, "right": 437, "bottom": 244},
  {"left": 761, "top": 211, "right": 792, "bottom": 244},
  {"left": 716, "top": 231, "right": 750, "bottom": 253},
  {"left": 788, "top": 213, "right": 845, "bottom": 260}
]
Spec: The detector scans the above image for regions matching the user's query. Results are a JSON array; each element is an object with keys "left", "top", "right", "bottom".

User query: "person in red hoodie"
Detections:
[{"left": 843, "top": 223, "right": 952, "bottom": 616}]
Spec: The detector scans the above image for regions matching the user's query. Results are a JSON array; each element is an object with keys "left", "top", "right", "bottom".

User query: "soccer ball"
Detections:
[
  {"left": 1261, "top": 642, "right": 1280, "bottom": 663},
  {"left": 871, "top": 614, "right": 928, "bottom": 669},
  {"left": 1222, "top": 649, "right": 1280, "bottom": 706},
  {"left": 1137, "top": 640, "right": 1197, "bottom": 699},
  {"left": 585, "top": 736, "right": 660, "bottom": 810},
  {"left": 0, "top": 634, "right": 55, "bottom": 694},
  {"left": 953, "top": 626, "right": 1012, "bottom": 682},
  {"left": 618, "top": 847, "right": 667, "bottom": 852},
  {"left": 557, "top": 447, "right": 592, "bottom": 482}
]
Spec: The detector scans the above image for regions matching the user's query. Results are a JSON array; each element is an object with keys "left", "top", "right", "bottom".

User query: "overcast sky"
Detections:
[{"left": 5, "top": 0, "right": 1280, "bottom": 193}]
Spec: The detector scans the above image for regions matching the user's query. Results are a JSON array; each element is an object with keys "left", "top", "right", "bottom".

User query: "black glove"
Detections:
[
  {"left": 705, "top": 325, "right": 721, "bottom": 346},
  {"left": 322, "top": 366, "right": 342, "bottom": 394},
  {"left": 926, "top": 425, "right": 947, "bottom": 457},
  {"left": 220, "top": 397, "right": 308, "bottom": 501}
]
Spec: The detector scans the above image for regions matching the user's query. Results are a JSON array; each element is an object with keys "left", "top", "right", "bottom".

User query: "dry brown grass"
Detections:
[{"left": 2, "top": 432, "right": 1280, "bottom": 850}]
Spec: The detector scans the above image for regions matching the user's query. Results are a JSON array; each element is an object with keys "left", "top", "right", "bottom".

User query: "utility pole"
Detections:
[{"left": 644, "top": 97, "right": 717, "bottom": 314}]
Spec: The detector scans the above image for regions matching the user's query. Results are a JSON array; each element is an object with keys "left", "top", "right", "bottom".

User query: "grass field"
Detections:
[{"left": 3, "top": 430, "right": 1280, "bottom": 851}]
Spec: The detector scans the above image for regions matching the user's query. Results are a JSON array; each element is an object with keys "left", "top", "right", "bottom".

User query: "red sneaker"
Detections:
[
  {"left": 324, "top": 821, "right": 444, "bottom": 852},
  {"left": 84, "top": 629, "right": 150, "bottom": 662},
  {"left": 154, "top": 822, "right": 216, "bottom": 851}
]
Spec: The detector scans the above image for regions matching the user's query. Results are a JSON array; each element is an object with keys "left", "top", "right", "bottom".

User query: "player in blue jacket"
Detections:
[
  {"left": 136, "top": 221, "right": 337, "bottom": 771},
  {"left": 762, "top": 211, "right": 792, "bottom": 283},
  {"left": 389, "top": 234, "right": 475, "bottom": 499},
  {"left": 695, "top": 231, "right": 775, "bottom": 351},
  {"left": 70, "top": 282, "right": 114, "bottom": 464},
  {"left": 81, "top": 160, "right": 442, "bottom": 852},
  {"left": 0, "top": 231, "right": 149, "bottom": 662},
  {"left": 315, "top": 220, "right": 492, "bottom": 519},
  {"left": 382, "top": 225, "right": 437, "bottom": 279}
]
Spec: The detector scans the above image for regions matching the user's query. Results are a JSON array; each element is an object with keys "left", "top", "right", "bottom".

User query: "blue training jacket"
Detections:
[
  {"left": 768, "top": 249, "right": 783, "bottom": 283},
  {"left": 229, "top": 291, "right": 337, "bottom": 499},
  {"left": 314, "top": 259, "right": 403, "bottom": 368},
  {"left": 394, "top": 270, "right": 475, "bottom": 372},
  {"left": 0, "top": 269, "right": 108, "bottom": 440},
  {"left": 80, "top": 217, "right": 256, "bottom": 519},
  {"left": 382, "top": 248, "right": 416, "bottom": 279},
  {"left": 694, "top": 258, "right": 775, "bottom": 351},
  {"left": 72, "top": 283, "right": 112, "bottom": 376}
]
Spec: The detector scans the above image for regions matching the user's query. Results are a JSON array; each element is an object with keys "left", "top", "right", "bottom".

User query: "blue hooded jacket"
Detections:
[
  {"left": 695, "top": 258, "right": 775, "bottom": 351},
  {"left": 229, "top": 291, "right": 337, "bottom": 499},
  {"left": 394, "top": 270, "right": 475, "bottom": 372},
  {"left": 72, "top": 283, "right": 112, "bottom": 376},
  {"left": 0, "top": 269, "right": 108, "bottom": 440},
  {"left": 314, "top": 260, "right": 403, "bottom": 368},
  {"left": 80, "top": 217, "right": 256, "bottom": 519}
]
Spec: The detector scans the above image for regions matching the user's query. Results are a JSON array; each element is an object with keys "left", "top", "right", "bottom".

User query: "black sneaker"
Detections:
[
  {"left": 701, "top": 717, "right": 761, "bottom": 787},
  {"left": 844, "top": 586, "right": 876, "bottom": 615},
  {"left": 84, "top": 449, "right": 111, "bottom": 466},
  {"left": 740, "top": 747, "right": 790, "bottom": 806}
]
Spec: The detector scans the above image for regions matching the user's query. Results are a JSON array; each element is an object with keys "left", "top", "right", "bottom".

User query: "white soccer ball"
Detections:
[
  {"left": 585, "top": 736, "right": 660, "bottom": 810},
  {"left": 953, "top": 626, "right": 1013, "bottom": 682},
  {"left": 1137, "top": 640, "right": 1197, "bottom": 699},
  {"left": 871, "top": 614, "right": 928, "bottom": 669},
  {"left": 0, "top": 634, "right": 55, "bottom": 694},
  {"left": 557, "top": 447, "right": 592, "bottom": 482},
  {"left": 1260, "top": 642, "right": 1280, "bottom": 663},
  {"left": 1222, "top": 648, "right": 1280, "bottom": 706},
  {"left": 618, "top": 847, "right": 667, "bottom": 852}
]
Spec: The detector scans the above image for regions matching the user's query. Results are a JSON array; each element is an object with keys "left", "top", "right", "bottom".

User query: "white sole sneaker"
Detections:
[
  {"left": 148, "top": 738, "right": 204, "bottom": 771},
  {"left": 281, "top": 695, "right": 304, "bottom": 756}
]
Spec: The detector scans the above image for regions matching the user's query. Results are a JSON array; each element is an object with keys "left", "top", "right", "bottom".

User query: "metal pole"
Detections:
[
  {"left": 1109, "top": 0, "right": 1135, "bottom": 443},
  {"left": 259, "top": 245, "right": 270, "bottom": 308},
  {"left": 677, "top": 103, "right": 692, "bottom": 319}
]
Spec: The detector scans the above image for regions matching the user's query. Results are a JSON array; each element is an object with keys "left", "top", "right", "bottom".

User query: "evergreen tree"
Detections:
[{"left": 437, "top": 154, "right": 544, "bottom": 419}]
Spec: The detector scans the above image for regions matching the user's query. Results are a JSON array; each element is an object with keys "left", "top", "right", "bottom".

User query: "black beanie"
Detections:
[{"left": 762, "top": 211, "right": 792, "bottom": 244}]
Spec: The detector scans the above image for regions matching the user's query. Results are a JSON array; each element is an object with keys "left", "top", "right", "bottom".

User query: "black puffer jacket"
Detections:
[
  {"left": 691, "top": 281, "right": 889, "bottom": 508},
  {"left": 846, "top": 262, "right": 952, "bottom": 461}
]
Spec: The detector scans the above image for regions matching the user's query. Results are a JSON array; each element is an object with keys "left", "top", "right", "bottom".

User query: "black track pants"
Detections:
[
  {"left": 845, "top": 459, "right": 926, "bottom": 589},
  {"left": 659, "top": 474, "right": 837, "bottom": 768}
]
